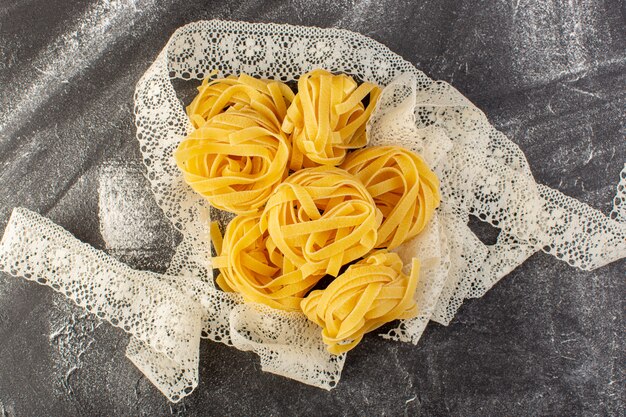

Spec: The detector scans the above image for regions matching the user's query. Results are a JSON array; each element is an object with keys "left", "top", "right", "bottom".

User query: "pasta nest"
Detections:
[
  {"left": 260, "top": 167, "right": 382, "bottom": 278},
  {"left": 282, "top": 69, "right": 381, "bottom": 170},
  {"left": 342, "top": 146, "right": 441, "bottom": 249},
  {"left": 175, "top": 75, "right": 294, "bottom": 215},
  {"left": 301, "top": 251, "right": 419, "bottom": 354},
  {"left": 212, "top": 214, "right": 324, "bottom": 311},
  {"left": 186, "top": 73, "right": 295, "bottom": 129}
]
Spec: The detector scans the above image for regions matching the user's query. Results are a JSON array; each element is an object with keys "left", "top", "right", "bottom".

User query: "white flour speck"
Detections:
[
  {"left": 48, "top": 295, "right": 102, "bottom": 397},
  {"left": 0, "top": 0, "right": 158, "bottom": 140},
  {"left": 506, "top": 0, "right": 624, "bottom": 85},
  {"left": 334, "top": 0, "right": 374, "bottom": 30},
  {"left": 98, "top": 160, "right": 178, "bottom": 262}
]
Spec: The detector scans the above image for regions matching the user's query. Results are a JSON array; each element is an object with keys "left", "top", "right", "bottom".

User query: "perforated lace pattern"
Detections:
[
  {"left": 0, "top": 20, "right": 623, "bottom": 401},
  {"left": 0, "top": 208, "right": 202, "bottom": 401}
]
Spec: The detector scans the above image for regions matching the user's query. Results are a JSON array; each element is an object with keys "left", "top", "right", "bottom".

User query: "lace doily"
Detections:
[{"left": 0, "top": 20, "right": 624, "bottom": 402}]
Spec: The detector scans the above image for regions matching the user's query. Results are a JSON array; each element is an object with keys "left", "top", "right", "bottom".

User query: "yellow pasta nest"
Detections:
[
  {"left": 342, "top": 146, "right": 441, "bottom": 249},
  {"left": 260, "top": 167, "right": 382, "bottom": 278},
  {"left": 301, "top": 251, "right": 419, "bottom": 354},
  {"left": 186, "top": 73, "right": 295, "bottom": 129},
  {"left": 212, "top": 214, "right": 323, "bottom": 311},
  {"left": 281, "top": 69, "right": 381, "bottom": 170},
  {"left": 175, "top": 75, "right": 295, "bottom": 215}
]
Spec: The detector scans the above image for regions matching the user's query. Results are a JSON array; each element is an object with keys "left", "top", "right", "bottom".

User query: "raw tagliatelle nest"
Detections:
[{"left": 0, "top": 20, "right": 624, "bottom": 403}]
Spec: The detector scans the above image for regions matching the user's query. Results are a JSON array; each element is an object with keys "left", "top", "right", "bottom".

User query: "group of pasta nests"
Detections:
[{"left": 175, "top": 69, "right": 441, "bottom": 354}]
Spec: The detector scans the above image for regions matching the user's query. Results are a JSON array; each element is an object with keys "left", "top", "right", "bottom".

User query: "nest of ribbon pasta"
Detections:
[{"left": 175, "top": 69, "right": 441, "bottom": 353}]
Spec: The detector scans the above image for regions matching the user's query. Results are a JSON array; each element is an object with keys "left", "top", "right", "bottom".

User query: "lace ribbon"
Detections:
[
  {"left": 367, "top": 73, "right": 625, "bottom": 329},
  {"left": 0, "top": 208, "right": 343, "bottom": 402}
]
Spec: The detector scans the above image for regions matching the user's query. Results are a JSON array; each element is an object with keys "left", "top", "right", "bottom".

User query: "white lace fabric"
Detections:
[
  {"left": 0, "top": 208, "right": 202, "bottom": 401},
  {"left": 0, "top": 20, "right": 624, "bottom": 402}
]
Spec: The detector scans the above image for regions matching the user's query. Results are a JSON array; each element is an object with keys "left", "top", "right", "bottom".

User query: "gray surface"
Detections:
[{"left": 0, "top": 1, "right": 625, "bottom": 416}]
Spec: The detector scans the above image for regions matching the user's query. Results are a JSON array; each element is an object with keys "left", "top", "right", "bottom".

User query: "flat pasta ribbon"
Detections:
[
  {"left": 260, "top": 167, "right": 382, "bottom": 278},
  {"left": 301, "top": 251, "right": 420, "bottom": 354},
  {"left": 342, "top": 146, "right": 441, "bottom": 249},
  {"left": 212, "top": 214, "right": 323, "bottom": 311},
  {"left": 175, "top": 75, "right": 295, "bottom": 215},
  {"left": 186, "top": 73, "right": 295, "bottom": 129},
  {"left": 282, "top": 69, "right": 381, "bottom": 170}
]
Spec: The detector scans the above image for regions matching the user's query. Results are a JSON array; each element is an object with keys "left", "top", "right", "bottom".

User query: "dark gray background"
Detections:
[{"left": 0, "top": 1, "right": 624, "bottom": 416}]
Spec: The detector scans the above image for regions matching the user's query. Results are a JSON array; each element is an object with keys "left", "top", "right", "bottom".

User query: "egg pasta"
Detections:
[
  {"left": 260, "top": 167, "right": 382, "bottom": 278},
  {"left": 301, "top": 251, "right": 419, "bottom": 354},
  {"left": 212, "top": 214, "right": 324, "bottom": 311},
  {"left": 282, "top": 69, "right": 381, "bottom": 170},
  {"left": 177, "top": 71, "right": 440, "bottom": 354},
  {"left": 342, "top": 146, "right": 441, "bottom": 249},
  {"left": 175, "top": 75, "right": 295, "bottom": 215}
]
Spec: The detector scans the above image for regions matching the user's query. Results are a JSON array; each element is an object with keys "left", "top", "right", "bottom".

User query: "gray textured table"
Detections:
[{"left": 0, "top": 1, "right": 624, "bottom": 416}]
